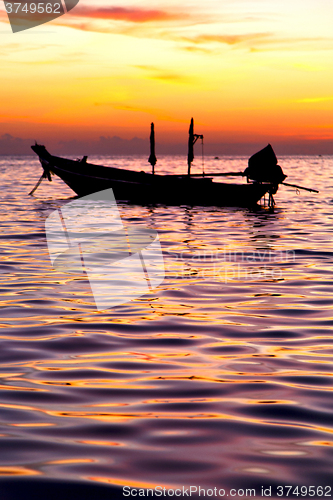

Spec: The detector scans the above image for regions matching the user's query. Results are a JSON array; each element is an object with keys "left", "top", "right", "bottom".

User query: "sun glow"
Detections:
[{"left": 1, "top": 0, "right": 333, "bottom": 153}]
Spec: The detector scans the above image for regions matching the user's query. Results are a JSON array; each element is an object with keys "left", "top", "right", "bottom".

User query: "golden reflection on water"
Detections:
[
  {"left": 241, "top": 467, "right": 269, "bottom": 474},
  {"left": 302, "top": 440, "right": 333, "bottom": 446},
  {"left": 0, "top": 467, "right": 40, "bottom": 476},
  {"left": 263, "top": 450, "right": 306, "bottom": 456},
  {"left": 11, "top": 422, "right": 55, "bottom": 427},
  {"left": 89, "top": 476, "right": 170, "bottom": 489},
  {"left": 78, "top": 440, "right": 124, "bottom": 446},
  {"left": 47, "top": 459, "right": 95, "bottom": 465}
]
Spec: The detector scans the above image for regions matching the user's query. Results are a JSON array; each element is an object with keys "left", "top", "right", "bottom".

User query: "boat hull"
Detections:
[{"left": 33, "top": 148, "right": 273, "bottom": 207}]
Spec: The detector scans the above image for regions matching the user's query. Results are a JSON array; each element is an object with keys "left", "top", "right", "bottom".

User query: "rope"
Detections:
[{"left": 29, "top": 174, "right": 44, "bottom": 196}]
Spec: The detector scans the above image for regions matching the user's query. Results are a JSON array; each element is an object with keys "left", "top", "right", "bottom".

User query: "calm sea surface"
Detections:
[{"left": 1, "top": 154, "right": 333, "bottom": 499}]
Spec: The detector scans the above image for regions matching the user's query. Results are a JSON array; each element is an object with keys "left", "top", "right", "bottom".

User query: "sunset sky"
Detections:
[{"left": 1, "top": 0, "right": 333, "bottom": 154}]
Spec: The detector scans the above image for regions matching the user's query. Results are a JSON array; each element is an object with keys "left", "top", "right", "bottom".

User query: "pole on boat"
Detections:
[
  {"left": 187, "top": 117, "right": 203, "bottom": 176},
  {"left": 185, "top": 172, "right": 244, "bottom": 177},
  {"left": 281, "top": 181, "right": 319, "bottom": 193},
  {"left": 148, "top": 122, "right": 157, "bottom": 175},
  {"left": 187, "top": 118, "right": 194, "bottom": 176}
]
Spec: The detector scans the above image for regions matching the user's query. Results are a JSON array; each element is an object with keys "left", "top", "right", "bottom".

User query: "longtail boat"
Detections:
[{"left": 30, "top": 119, "right": 317, "bottom": 207}]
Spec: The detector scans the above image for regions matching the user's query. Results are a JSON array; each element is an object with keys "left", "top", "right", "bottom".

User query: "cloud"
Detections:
[
  {"left": 93, "top": 102, "right": 155, "bottom": 113},
  {"left": 0, "top": 3, "right": 184, "bottom": 25},
  {"left": 68, "top": 6, "right": 186, "bottom": 23},
  {"left": 47, "top": 2, "right": 287, "bottom": 53},
  {"left": 181, "top": 33, "right": 272, "bottom": 46},
  {"left": 0, "top": 134, "right": 35, "bottom": 155},
  {"left": 133, "top": 65, "right": 188, "bottom": 83},
  {"left": 52, "top": 3, "right": 208, "bottom": 36},
  {"left": 177, "top": 32, "right": 333, "bottom": 54},
  {"left": 181, "top": 45, "right": 215, "bottom": 54},
  {"left": 296, "top": 96, "right": 333, "bottom": 104},
  {"left": 63, "top": 15, "right": 324, "bottom": 54}
]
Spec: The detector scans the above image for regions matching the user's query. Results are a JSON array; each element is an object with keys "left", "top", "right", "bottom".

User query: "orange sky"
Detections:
[{"left": 1, "top": 0, "right": 333, "bottom": 153}]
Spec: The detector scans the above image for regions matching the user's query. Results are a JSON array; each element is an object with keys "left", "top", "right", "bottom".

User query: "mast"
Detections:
[
  {"left": 187, "top": 118, "right": 194, "bottom": 176},
  {"left": 148, "top": 122, "right": 157, "bottom": 174},
  {"left": 187, "top": 117, "right": 203, "bottom": 176}
]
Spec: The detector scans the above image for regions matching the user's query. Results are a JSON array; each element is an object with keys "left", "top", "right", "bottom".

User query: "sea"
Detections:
[{"left": 0, "top": 154, "right": 333, "bottom": 499}]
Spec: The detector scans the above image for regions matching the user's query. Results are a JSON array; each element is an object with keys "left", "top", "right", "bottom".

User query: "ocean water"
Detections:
[{"left": 0, "top": 154, "right": 333, "bottom": 499}]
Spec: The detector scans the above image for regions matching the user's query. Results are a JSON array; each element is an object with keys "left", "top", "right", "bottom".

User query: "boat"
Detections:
[
  {"left": 30, "top": 143, "right": 277, "bottom": 207},
  {"left": 31, "top": 119, "right": 316, "bottom": 207}
]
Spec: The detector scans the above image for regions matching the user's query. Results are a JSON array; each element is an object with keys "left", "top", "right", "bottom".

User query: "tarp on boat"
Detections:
[
  {"left": 148, "top": 122, "right": 157, "bottom": 170},
  {"left": 244, "top": 144, "right": 286, "bottom": 184}
]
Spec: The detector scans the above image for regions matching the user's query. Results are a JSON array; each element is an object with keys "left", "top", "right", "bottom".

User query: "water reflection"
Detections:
[{"left": 0, "top": 156, "right": 332, "bottom": 491}]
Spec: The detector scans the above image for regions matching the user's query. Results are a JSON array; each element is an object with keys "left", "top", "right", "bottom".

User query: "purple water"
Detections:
[{"left": 0, "top": 154, "right": 332, "bottom": 499}]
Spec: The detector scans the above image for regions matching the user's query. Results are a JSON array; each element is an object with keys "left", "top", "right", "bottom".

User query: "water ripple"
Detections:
[{"left": 0, "top": 156, "right": 333, "bottom": 495}]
